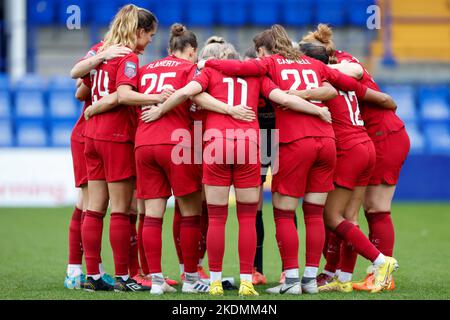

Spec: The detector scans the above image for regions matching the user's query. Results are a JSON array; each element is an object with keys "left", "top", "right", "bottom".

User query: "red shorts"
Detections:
[
  {"left": 135, "top": 145, "right": 201, "bottom": 199},
  {"left": 71, "top": 139, "right": 88, "bottom": 187},
  {"left": 202, "top": 138, "right": 261, "bottom": 188},
  {"left": 272, "top": 137, "right": 336, "bottom": 198},
  {"left": 335, "top": 140, "right": 376, "bottom": 190},
  {"left": 84, "top": 137, "right": 135, "bottom": 183},
  {"left": 370, "top": 128, "right": 410, "bottom": 185}
]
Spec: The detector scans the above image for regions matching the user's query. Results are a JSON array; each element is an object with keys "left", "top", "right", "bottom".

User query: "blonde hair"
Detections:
[
  {"left": 301, "top": 24, "right": 337, "bottom": 63},
  {"left": 204, "top": 36, "right": 225, "bottom": 46},
  {"left": 253, "top": 24, "right": 301, "bottom": 61},
  {"left": 100, "top": 4, "right": 157, "bottom": 52},
  {"left": 200, "top": 42, "right": 240, "bottom": 60}
]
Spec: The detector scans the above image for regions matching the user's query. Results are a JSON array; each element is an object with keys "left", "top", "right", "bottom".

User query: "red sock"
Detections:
[
  {"left": 173, "top": 202, "right": 183, "bottom": 265},
  {"left": 81, "top": 210, "right": 105, "bottom": 275},
  {"left": 323, "top": 228, "right": 330, "bottom": 258},
  {"left": 199, "top": 201, "right": 209, "bottom": 261},
  {"left": 206, "top": 204, "right": 228, "bottom": 272},
  {"left": 324, "top": 231, "right": 342, "bottom": 273},
  {"left": 137, "top": 214, "right": 149, "bottom": 275},
  {"left": 237, "top": 202, "right": 258, "bottom": 275},
  {"left": 143, "top": 216, "right": 163, "bottom": 274},
  {"left": 274, "top": 207, "right": 299, "bottom": 270},
  {"left": 334, "top": 220, "right": 380, "bottom": 262},
  {"left": 365, "top": 211, "right": 395, "bottom": 257},
  {"left": 129, "top": 214, "right": 140, "bottom": 277},
  {"left": 303, "top": 202, "right": 325, "bottom": 268},
  {"left": 339, "top": 226, "right": 359, "bottom": 274},
  {"left": 180, "top": 215, "right": 201, "bottom": 273},
  {"left": 68, "top": 207, "right": 83, "bottom": 265},
  {"left": 110, "top": 213, "right": 131, "bottom": 277}
]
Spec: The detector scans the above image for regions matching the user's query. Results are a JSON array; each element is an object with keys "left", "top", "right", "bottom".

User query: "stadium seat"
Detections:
[
  {"left": 0, "top": 73, "right": 9, "bottom": 90},
  {"left": 249, "top": 0, "right": 280, "bottom": 26},
  {"left": 15, "top": 74, "right": 47, "bottom": 91},
  {"left": 49, "top": 76, "right": 77, "bottom": 91},
  {"left": 423, "top": 123, "right": 450, "bottom": 155},
  {"left": 14, "top": 91, "right": 46, "bottom": 119},
  {"left": 0, "top": 119, "right": 13, "bottom": 147},
  {"left": 315, "top": 0, "right": 345, "bottom": 26},
  {"left": 418, "top": 85, "right": 450, "bottom": 122},
  {"left": 0, "top": 91, "right": 11, "bottom": 119},
  {"left": 50, "top": 121, "right": 75, "bottom": 147},
  {"left": 347, "top": 0, "right": 375, "bottom": 26},
  {"left": 28, "top": 0, "right": 56, "bottom": 25},
  {"left": 404, "top": 122, "right": 425, "bottom": 154},
  {"left": 15, "top": 120, "right": 48, "bottom": 147},
  {"left": 383, "top": 84, "right": 417, "bottom": 122},
  {"left": 217, "top": 0, "right": 248, "bottom": 26},
  {"left": 155, "top": 0, "right": 183, "bottom": 26},
  {"left": 48, "top": 92, "right": 79, "bottom": 120},
  {"left": 186, "top": 0, "right": 215, "bottom": 26},
  {"left": 57, "top": 0, "right": 88, "bottom": 25},
  {"left": 89, "top": 0, "right": 122, "bottom": 26},
  {"left": 281, "top": 0, "right": 314, "bottom": 26}
]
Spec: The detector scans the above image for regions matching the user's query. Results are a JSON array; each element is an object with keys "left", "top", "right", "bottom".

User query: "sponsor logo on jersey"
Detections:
[{"left": 125, "top": 61, "right": 137, "bottom": 78}]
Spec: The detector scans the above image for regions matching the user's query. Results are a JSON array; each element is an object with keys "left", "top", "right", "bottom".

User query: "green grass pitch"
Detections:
[{"left": 0, "top": 203, "right": 449, "bottom": 300}]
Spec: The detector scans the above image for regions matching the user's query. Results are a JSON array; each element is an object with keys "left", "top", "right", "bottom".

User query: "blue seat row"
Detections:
[{"left": 28, "top": 0, "right": 376, "bottom": 27}]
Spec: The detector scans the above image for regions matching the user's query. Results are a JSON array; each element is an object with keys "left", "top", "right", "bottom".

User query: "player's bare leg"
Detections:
[{"left": 267, "top": 192, "right": 301, "bottom": 295}]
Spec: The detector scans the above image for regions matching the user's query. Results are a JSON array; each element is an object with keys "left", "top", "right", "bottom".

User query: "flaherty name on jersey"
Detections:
[{"left": 146, "top": 59, "right": 181, "bottom": 69}]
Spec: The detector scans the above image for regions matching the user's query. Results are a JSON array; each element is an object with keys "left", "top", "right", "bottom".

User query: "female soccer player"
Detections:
[
  {"left": 118, "top": 23, "right": 253, "bottom": 295},
  {"left": 65, "top": 41, "right": 131, "bottom": 289},
  {"left": 302, "top": 24, "right": 409, "bottom": 291},
  {"left": 199, "top": 24, "right": 399, "bottom": 294},
  {"left": 144, "top": 39, "right": 332, "bottom": 296},
  {"left": 80, "top": 4, "right": 159, "bottom": 292}
]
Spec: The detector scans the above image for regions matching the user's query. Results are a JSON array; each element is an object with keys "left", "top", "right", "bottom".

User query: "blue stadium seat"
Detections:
[
  {"left": 186, "top": 0, "right": 215, "bottom": 26},
  {"left": 155, "top": 0, "right": 183, "bottom": 26},
  {"left": 14, "top": 91, "right": 46, "bottom": 119},
  {"left": 50, "top": 121, "right": 75, "bottom": 147},
  {"left": 315, "top": 0, "right": 345, "bottom": 26},
  {"left": 28, "top": 0, "right": 56, "bottom": 25},
  {"left": 347, "top": 0, "right": 375, "bottom": 26},
  {"left": 49, "top": 76, "right": 76, "bottom": 91},
  {"left": 383, "top": 84, "right": 417, "bottom": 122},
  {"left": 15, "top": 120, "right": 48, "bottom": 147},
  {"left": 418, "top": 85, "right": 450, "bottom": 122},
  {"left": 49, "top": 92, "right": 79, "bottom": 120},
  {"left": 89, "top": 0, "right": 122, "bottom": 26},
  {"left": 217, "top": 0, "right": 248, "bottom": 26},
  {"left": 0, "top": 91, "right": 11, "bottom": 119},
  {"left": 423, "top": 123, "right": 450, "bottom": 155},
  {"left": 404, "top": 122, "right": 425, "bottom": 154},
  {"left": 281, "top": 0, "right": 314, "bottom": 26},
  {"left": 0, "top": 74, "right": 9, "bottom": 90},
  {"left": 57, "top": 0, "right": 88, "bottom": 25},
  {"left": 0, "top": 119, "right": 14, "bottom": 147},
  {"left": 249, "top": 0, "right": 280, "bottom": 26},
  {"left": 16, "top": 74, "right": 47, "bottom": 91}
]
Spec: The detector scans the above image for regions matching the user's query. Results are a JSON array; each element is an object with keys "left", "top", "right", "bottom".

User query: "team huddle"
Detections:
[{"left": 64, "top": 4, "right": 410, "bottom": 296}]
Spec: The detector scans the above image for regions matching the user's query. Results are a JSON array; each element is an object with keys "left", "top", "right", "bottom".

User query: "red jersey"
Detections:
[
  {"left": 84, "top": 51, "right": 139, "bottom": 143},
  {"left": 70, "top": 42, "right": 103, "bottom": 143},
  {"left": 192, "top": 67, "right": 278, "bottom": 144},
  {"left": 135, "top": 55, "right": 197, "bottom": 148},
  {"left": 335, "top": 50, "right": 404, "bottom": 141},
  {"left": 326, "top": 88, "right": 371, "bottom": 150}
]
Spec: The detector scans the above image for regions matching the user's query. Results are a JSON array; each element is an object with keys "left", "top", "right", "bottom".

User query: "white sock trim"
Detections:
[
  {"left": 373, "top": 253, "right": 386, "bottom": 267},
  {"left": 303, "top": 266, "right": 318, "bottom": 278},
  {"left": 285, "top": 268, "right": 299, "bottom": 279},
  {"left": 210, "top": 271, "right": 222, "bottom": 282},
  {"left": 338, "top": 272, "right": 353, "bottom": 283},
  {"left": 323, "top": 270, "right": 335, "bottom": 277},
  {"left": 240, "top": 274, "right": 252, "bottom": 282}
]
